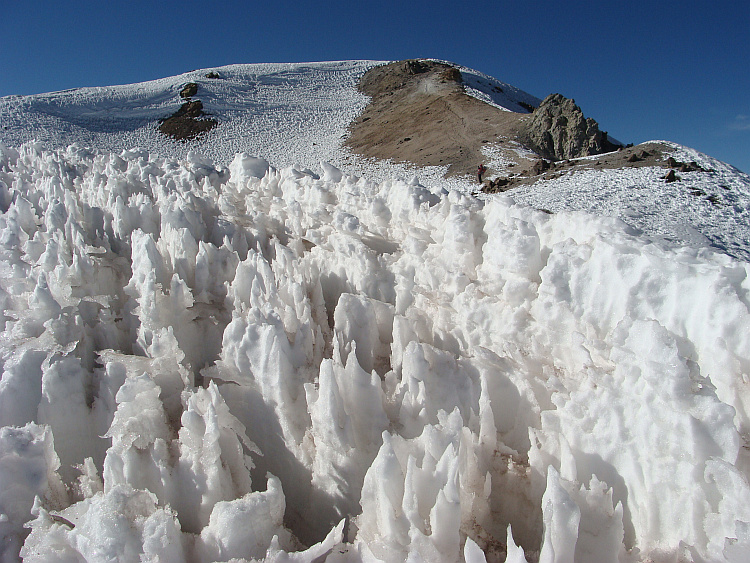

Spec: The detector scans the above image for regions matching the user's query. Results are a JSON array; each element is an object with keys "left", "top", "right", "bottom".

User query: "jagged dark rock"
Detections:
[
  {"left": 482, "top": 177, "right": 510, "bottom": 193},
  {"left": 180, "top": 83, "right": 199, "bottom": 99},
  {"left": 520, "top": 93, "right": 622, "bottom": 160},
  {"left": 664, "top": 169, "right": 679, "bottom": 183},
  {"left": 205, "top": 72, "right": 221, "bottom": 79},
  {"left": 159, "top": 100, "right": 217, "bottom": 141},
  {"left": 174, "top": 100, "right": 204, "bottom": 118},
  {"left": 404, "top": 59, "right": 430, "bottom": 75},
  {"left": 532, "top": 159, "right": 552, "bottom": 175},
  {"left": 440, "top": 67, "right": 462, "bottom": 83},
  {"left": 667, "top": 156, "right": 706, "bottom": 173}
]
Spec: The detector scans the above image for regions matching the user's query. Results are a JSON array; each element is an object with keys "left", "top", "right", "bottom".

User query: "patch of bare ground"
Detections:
[{"left": 345, "top": 60, "right": 533, "bottom": 179}]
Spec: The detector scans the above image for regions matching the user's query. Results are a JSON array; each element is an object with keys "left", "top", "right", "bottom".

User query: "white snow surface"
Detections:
[
  {"left": 0, "top": 61, "right": 380, "bottom": 169},
  {"left": 506, "top": 144, "right": 750, "bottom": 262},
  {"left": 1, "top": 61, "right": 750, "bottom": 562},
  {"left": 456, "top": 63, "right": 541, "bottom": 114}
]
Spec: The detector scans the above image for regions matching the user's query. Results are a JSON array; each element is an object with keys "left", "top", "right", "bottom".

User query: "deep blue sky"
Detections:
[{"left": 1, "top": 0, "right": 748, "bottom": 172}]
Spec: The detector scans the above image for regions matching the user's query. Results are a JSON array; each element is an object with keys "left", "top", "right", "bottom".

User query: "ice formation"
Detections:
[{"left": 1, "top": 140, "right": 750, "bottom": 563}]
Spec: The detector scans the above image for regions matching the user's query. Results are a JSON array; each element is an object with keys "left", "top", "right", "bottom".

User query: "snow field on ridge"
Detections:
[
  {"left": 0, "top": 61, "right": 379, "bottom": 169},
  {"left": 0, "top": 142, "right": 749, "bottom": 561},
  {"left": 506, "top": 143, "right": 750, "bottom": 262}
]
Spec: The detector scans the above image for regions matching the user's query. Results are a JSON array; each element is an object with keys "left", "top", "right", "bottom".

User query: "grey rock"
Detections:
[{"left": 520, "top": 93, "right": 621, "bottom": 160}]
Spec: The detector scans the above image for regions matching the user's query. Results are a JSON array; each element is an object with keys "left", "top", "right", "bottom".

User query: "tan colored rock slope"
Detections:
[{"left": 345, "top": 60, "right": 532, "bottom": 178}]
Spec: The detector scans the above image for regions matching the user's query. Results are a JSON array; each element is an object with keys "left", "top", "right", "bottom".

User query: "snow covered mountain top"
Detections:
[
  {"left": 0, "top": 59, "right": 537, "bottom": 168},
  {"left": 3, "top": 59, "right": 750, "bottom": 262}
]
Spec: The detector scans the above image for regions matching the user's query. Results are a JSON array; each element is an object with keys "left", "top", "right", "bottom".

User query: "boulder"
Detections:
[
  {"left": 180, "top": 83, "right": 199, "bottom": 99},
  {"left": 482, "top": 177, "right": 510, "bottom": 194},
  {"left": 532, "top": 159, "right": 552, "bottom": 175},
  {"left": 680, "top": 161, "right": 704, "bottom": 172},
  {"left": 667, "top": 156, "right": 705, "bottom": 173}
]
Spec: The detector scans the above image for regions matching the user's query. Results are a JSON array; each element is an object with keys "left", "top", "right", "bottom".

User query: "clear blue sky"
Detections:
[{"left": 1, "top": 0, "right": 748, "bottom": 172}]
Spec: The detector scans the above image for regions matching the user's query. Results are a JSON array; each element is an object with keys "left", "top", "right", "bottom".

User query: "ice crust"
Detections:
[{"left": 1, "top": 141, "right": 750, "bottom": 562}]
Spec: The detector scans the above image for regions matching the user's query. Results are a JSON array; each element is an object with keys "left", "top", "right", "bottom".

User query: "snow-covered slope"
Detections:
[
  {"left": 0, "top": 61, "right": 379, "bottom": 167},
  {"left": 1, "top": 62, "right": 750, "bottom": 562},
  {"left": 506, "top": 143, "right": 750, "bottom": 261},
  {"left": 0, "top": 60, "right": 540, "bottom": 168}
]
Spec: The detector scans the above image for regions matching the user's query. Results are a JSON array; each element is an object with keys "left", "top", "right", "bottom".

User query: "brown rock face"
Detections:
[
  {"left": 345, "top": 60, "right": 531, "bottom": 177},
  {"left": 159, "top": 100, "right": 217, "bottom": 141}
]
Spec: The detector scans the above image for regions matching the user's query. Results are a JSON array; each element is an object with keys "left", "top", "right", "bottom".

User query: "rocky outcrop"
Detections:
[
  {"left": 666, "top": 156, "right": 705, "bottom": 172},
  {"left": 159, "top": 99, "right": 217, "bottom": 141},
  {"left": 404, "top": 59, "right": 430, "bottom": 75},
  {"left": 180, "top": 83, "right": 199, "bottom": 99},
  {"left": 159, "top": 81, "right": 218, "bottom": 141},
  {"left": 520, "top": 93, "right": 621, "bottom": 160},
  {"left": 439, "top": 67, "right": 462, "bottom": 83}
]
